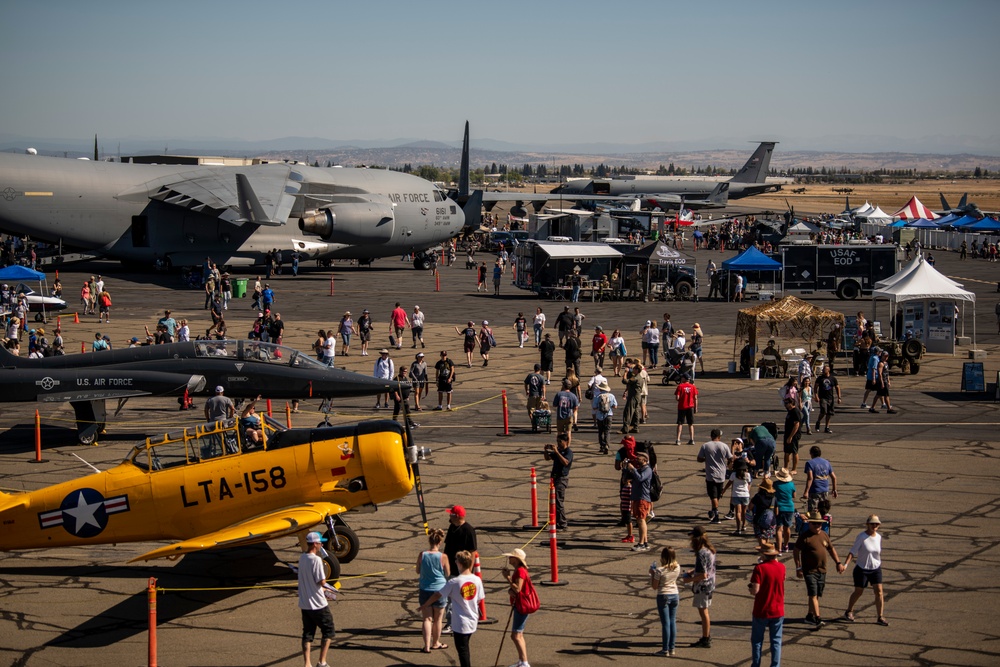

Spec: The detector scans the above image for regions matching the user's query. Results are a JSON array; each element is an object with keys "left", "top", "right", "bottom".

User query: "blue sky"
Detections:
[{"left": 2, "top": 0, "right": 998, "bottom": 152}]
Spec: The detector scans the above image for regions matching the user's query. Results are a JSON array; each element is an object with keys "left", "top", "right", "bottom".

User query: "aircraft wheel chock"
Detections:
[{"left": 325, "top": 524, "right": 360, "bottom": 564}]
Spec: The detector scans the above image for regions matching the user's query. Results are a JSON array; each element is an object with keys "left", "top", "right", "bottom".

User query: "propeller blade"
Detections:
[{"left": 401, "top": 389, "right": 429, "bottom": 535}]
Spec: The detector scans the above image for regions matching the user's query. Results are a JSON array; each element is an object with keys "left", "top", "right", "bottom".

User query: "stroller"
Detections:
[{"left": 661, "top": 348, "right": 696, "bottom": 385}]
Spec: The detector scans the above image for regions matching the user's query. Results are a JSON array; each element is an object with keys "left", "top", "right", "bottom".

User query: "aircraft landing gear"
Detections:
[
  {"left": 72, "top": 399, "right": 107, "bottom": 445},
  {"left": 324, "top": 520, "right": 360, "bottom": 564},
  {"left": 413, "top": 252, "right": 433, "bottom": 271}
]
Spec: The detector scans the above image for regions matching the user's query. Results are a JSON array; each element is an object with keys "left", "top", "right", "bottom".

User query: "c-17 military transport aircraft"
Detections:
[{"left": 0, "top": 150, "right": 479, "bottom": 271}]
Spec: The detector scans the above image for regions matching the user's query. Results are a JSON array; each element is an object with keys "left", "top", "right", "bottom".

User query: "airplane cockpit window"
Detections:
[
  {"left": 146, "top": 439, "right": 191, "bottom": 471},
  {"left": 434, "top": 190, "right": 446, "bottom": 202},
  {"left": 195, "top": 340, "right": 238, "bottom": 358}
]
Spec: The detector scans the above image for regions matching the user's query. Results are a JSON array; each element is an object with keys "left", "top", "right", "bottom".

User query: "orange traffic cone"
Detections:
[
  {"left": 73, "top": 312, "right": 79, "bottom": 324},
  {"left": 472, "top": 552, "right": 496, "bottom": 623}
]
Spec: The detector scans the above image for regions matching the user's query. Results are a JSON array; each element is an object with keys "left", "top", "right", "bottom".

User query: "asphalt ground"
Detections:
[{"left": 1, "top": 247, "right": 999, "bottom": 667}]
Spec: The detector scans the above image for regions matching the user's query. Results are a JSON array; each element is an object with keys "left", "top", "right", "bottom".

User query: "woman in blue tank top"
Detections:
[{"left": 417, "top": 528, "right": 450, "bottom": 652}]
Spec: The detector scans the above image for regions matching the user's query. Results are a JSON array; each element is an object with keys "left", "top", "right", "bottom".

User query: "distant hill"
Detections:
[{"left": 2, "top": 133, "right": 999, "bottom": 171}]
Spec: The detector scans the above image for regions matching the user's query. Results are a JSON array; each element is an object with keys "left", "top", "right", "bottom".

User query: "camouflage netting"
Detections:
[{"left": 733, "top": 295, "right": 846, "bottom": 358}]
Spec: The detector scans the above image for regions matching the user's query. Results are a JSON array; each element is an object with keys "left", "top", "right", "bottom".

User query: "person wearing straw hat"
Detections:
[
  {"left": 772, "top": 468, "right": 797, "bottom": 553},
  {"left": 843, "top": 514, "right": 889, "bottom": 626},
  {"left": 748, "top": 544, "right": 785, "bottom": 667},
  {"left": 501, "top": 548, "right": 533, "bottom": 667},
  {"left": 793, "top": 509, "right": 843, "bottom": 628}
]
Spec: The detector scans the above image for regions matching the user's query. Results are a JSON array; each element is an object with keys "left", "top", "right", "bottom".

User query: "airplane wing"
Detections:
[
  {"left": 481, "top": 192, "right": 635, "bottom": 204},
  {"left": 128, "top": 501, "right": 348, "bottom": 562},
  {"left": 116, "top": 165, "right": 300, "bottom": 226}
]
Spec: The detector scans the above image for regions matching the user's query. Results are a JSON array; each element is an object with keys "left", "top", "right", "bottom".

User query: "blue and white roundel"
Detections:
[{"left": 37, "top": 488, "right": 130, "bottom": 538}]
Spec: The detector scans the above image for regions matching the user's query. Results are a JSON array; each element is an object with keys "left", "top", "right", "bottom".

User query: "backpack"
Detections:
[
  {"left": 597, "top": 391, "right": 613, "bottom": 413},
  {"left": 649, "top": 469, "right": 664, "bottom": 502}
]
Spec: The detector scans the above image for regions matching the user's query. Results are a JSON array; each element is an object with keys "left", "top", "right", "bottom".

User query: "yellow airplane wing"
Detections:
[{"left": 129, "top": 501, "right": 348, "bottom": 563}]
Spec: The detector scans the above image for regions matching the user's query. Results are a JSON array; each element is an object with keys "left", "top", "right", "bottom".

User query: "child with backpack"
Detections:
[{"left": 722, "top": 459, "right": 753, "bottom": 536}]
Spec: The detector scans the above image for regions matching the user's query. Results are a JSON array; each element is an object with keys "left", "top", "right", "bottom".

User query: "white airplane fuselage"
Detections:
[{"left": 0, "top": 153, "right": 465, "bottom": 266}]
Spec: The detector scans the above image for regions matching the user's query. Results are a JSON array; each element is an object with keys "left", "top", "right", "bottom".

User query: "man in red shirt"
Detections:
[
  {"left": 748, "top": 545, "right": 785, "bottom": 667},
  {"left": 674, "top": 378, "right": 699, "bottom": 446},
  {"left": 389, "top": 302, "right": 409, "bottom": 350},
  {"left": 591, "top": 326, "right": 608, "bottom": 373}
]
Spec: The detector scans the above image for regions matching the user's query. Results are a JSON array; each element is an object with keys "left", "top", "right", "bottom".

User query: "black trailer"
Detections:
[
  {"left": 780, "top": 244, "right": 899, "bottom": 300},
  {"left": 512, "top": 240, "right": 623, "bottom": 300}
]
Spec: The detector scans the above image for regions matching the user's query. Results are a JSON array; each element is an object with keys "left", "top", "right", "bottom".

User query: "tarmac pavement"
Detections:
[{"left": 1, "top": 248, "right": 999, "bottom": 666}]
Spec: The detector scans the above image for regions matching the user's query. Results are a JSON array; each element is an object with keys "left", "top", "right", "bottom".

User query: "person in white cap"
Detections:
[
  {"left": 843, "top": 515, "right": 888, "bottom": 626},
  {"left": 204, "top": 386, "right": 234, "bottom": 422},
  {"left": 298, "top": 531, "right": 335, "bottom": 667},
  {"left": 373, "top": 349, "right": 394, "bottom": 409},
  {"left": 411, "top": 305, "right": 426, "bottom": 348},
  {"left": 477, "top": 320, "right": 493, "bottom": 367}
]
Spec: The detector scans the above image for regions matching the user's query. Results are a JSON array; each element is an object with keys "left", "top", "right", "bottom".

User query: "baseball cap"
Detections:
[
  {"left": 447, "top": 505, "right": 466, "bottom": 518},
  {"left": 416, "top": 352, "right": 425, "bottom": 358},
  {"left": 215, "top": 386, "right": 224, "bottom": 393},
  {"left": 130, "top": 337, "right": 139, "bottom": 343},
  {"left": 305, "top": 531, "right": 327, "bottom": 544}
]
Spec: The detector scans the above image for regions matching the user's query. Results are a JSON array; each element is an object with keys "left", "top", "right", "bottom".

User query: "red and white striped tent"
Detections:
[{"left": 892, "top": 196, "right": 939, "bottom": 220}]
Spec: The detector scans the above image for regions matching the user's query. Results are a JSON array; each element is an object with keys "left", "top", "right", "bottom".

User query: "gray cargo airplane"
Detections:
[
  {"left": 0, "top": 152, "right": 478, "bottom": 270},
  {"left": 548, "top": 141, "right": 779, "bottom": 201}
]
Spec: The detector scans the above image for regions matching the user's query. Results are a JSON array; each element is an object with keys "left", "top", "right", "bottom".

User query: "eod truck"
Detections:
[{"left": 780, "top": 244, "right": 899, "bottom": 300}]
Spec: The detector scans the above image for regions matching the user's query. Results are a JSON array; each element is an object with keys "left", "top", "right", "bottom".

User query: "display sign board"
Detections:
[{"left": 961, "top": 362, "right": 985, "bottom": 392}]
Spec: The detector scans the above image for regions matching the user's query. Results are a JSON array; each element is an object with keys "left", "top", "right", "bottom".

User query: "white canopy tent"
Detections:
[
  {"left": 872, "top": 256, "right": 976, "bottom": 353},
  {"left": 857, "top": 205, "right": 894, "bottom": 224},
  {"left": 853, "top": 202, "right": 874, "bottom": 216}
]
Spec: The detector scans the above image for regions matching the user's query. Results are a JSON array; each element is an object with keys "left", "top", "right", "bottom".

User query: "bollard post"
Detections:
[
  {"left": 147, "top": 577, "right": 158, "bottom": 667},
  {"left": 266, "top": 398, "right": 273, "bottom": 417},
  {"left": 496, "top": 390, "right": 512, "bottom": 436},
  {"left": 329, "top": 273, "right": 335, "bottom": 296},
  {"left": 521, "top": 467, "right": 539, "bottom": 530},
  {"left": 434, "top": 272, "right": 440, "bottom": 292},
  {"left": 56, "top": 315, "right": 61, "bottom": 328},
  {"left": 30, "top": 409, "right": 47, "bottom": 463},
  {"left": 541, "top": 479, "right": 568, "bottom": 586},
  {"left": 285, "top": 402, "right": 292, "bottom": 428},
  {"left": 472, "top": 551, "right": 498, "bottom": 624},
  {"left": 81, "top": 341, "right": 85, "bottom": 353}
]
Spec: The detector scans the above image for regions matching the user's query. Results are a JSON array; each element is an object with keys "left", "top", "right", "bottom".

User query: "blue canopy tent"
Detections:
[
  {"left": 931, "top": 213, "right": 960, "bottom": 227},
  {"left": 0, "top": 264, "right": 56, "bottom": 321},
  {"left": 0, "top": 265, "right": 46, "bottom": 281},
  {"left": 721, "top": 246, "right": 783, "bottom": 301},
  {"left": 953, "top": 214, "right": 984, "bottom": 228},
  {"left": 967, "top": 217, "right": 1000, "bottom": 232},
  {"left": 904, "top": 218, "right": 939, "bottom": 228}
]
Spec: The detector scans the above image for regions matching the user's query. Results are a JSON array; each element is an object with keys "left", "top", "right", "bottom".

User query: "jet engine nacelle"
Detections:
[{"left": 298, "top": 200, "right": 396, "bottom": 245}]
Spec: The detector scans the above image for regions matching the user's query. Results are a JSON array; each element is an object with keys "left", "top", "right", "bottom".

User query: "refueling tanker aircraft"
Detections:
[
  {"left": 0, "top": 414, "right": 427, "bottom": 579},
  {"left": 0, "top": 340, "right": 403, "bottom": 444},
  {"left": 0, "top": 150, "right": 480, "bottom": 271}
]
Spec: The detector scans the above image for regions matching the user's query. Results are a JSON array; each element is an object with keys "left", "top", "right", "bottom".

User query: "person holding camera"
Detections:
[
  {"left": 544, "top": 434, "right": 574, "bottom": 530},
  {"left": 622, "top": 452, "right": 653, "bottom": 552}
]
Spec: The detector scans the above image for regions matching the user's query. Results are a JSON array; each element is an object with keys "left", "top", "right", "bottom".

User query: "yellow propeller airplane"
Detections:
[{"left": 0, "top": 410, "right": 427, "bottom": 579}]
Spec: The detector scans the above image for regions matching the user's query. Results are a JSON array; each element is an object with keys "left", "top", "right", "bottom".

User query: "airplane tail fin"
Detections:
[
  {"left": 730, "top": 142, "right": 776, "bottom": 184},
  {"left": 958, "top": 193, "right": 967, "bottom": 208},
  {"left": 461, "top": 189, "right": 483, "bottom": 232},
  {"left": 939, "top": 193, "right": 951, "bottom": 211},
  {"left": 707, "top": 182, "right": 729, "bottom": 206},
  {"left": 236, "top": 174, "right": 281, "bottom": 226},
  {"left": 458, "top": 121, "right": 470, "bottom": 199}
]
